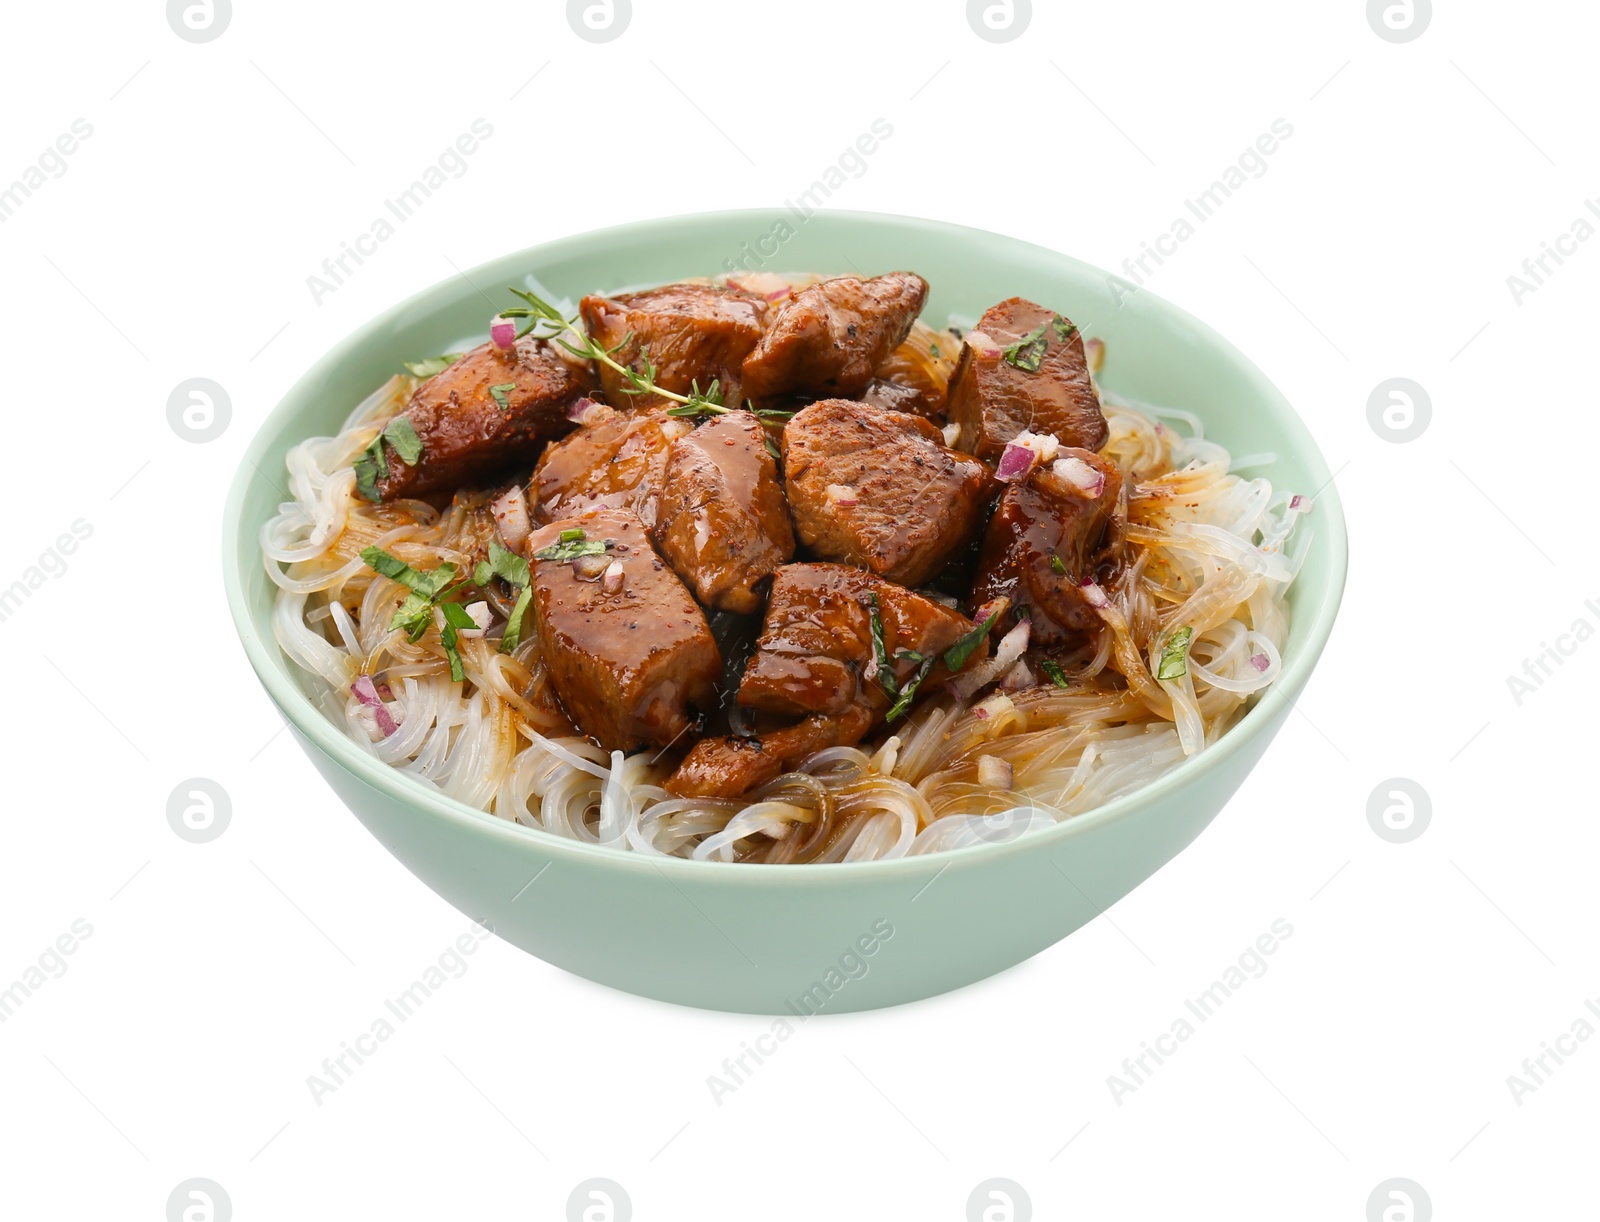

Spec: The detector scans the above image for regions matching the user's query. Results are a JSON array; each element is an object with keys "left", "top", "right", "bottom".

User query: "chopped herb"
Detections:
[
  {"left": 360, "top": 547, "right": 463, "bottom": 650},
  {"left": 402, "top": 353, "right": 463, "bottom": 379},
  {"left": 439, "top": 601, "right": 478, "bottom": 682},
  {"left": 886, "top": 654, "right": 936, "bottom": 722},
  {"left": 764, "top": 435, "right": 781, "bottom": 462},
  {"left": 753, "top": 407, "right": 797, "bottom": 420},
  {"left": 1156, "top": 625, "right": 1194, "bottom": 681},
  {"left": 662, "top": 379, "right": 726, "bottom": 420},
  {"left": 532, "top": 536, "right": 611, "bottom": 562},
  {"left": 895, "top": 649, "right": 924, "bottom": 664},
  {"left": 943, "top": 603, "right": 1004, "bottom": 673},
  {"left": 1041, "top": 659, "right": 1070, "bottom": 688},
  {"left": 473, "top": 539, "right": 530, "bottom": 590},
  {"left": 1051, "top": 316, "right": 1078, "bottom": 342},
  {"left": 1001, "top": 322, "right": 1050, "bottom": 372},
  {"left": 360, "top": 547, "right": 456, "bottom": 598},
  {"left": 353, "top": 436, "right": 387, "bottom": 501},
  {"left": 864, "top": 593, "right": 899, "bottom": 700},
  {"left": 930, "top": 343, "right": 941, "bottom": 356},
  {"left": 558, "top": 528, "right": 585, "bottom": 543},
  {"left": 382, "top": 416, "right": 424, "bottom": 465},
  {"left": 1049, "top": 553, "right": 1068, "bottom": 576},
  {"left": 488, "top": 382, "right": 516, "bottom": 411},
  {"left": 501, "top": 582, "right": 534, "bottom": 653}
]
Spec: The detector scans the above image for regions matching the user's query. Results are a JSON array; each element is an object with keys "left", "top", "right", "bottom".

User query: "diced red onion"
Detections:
[
  {"left": 601, "top": 560, "right": 625, "bottom": 594},
  {"left": 491, "top": 485, "right": 531, "bottom": 550},
  {"left": 974, "top": 705, "right": 989, "bottom": 720},
  {"left": 996, "top": 442, "right": 1037, "bottom": 483},
  {"left": 566, "top": 396, "right": 603, "bottom": 424},
  {"left": 352, "top": 675, "right": 398, "bottom": 737},
  {"left": 966, "top": 330, "right": 1002, "bottom": 359},
  {"left": 941, "top": 422, "right": 962, "bottom": 447},
  {"left": 1000, "top": 658, "right": 1035, "bottom": 692},
  {"left": 1249, "top": 652, "right": 1270, "bottom": 673},
  {"left": 458, "top": 601, "right": 492, "bottom": 638},
  {"left": 766, "top": 288, "right": 790, "bottom": 301},
  {"left": 1052, "top": 455, "right": 1105, "bottom": 498},
  {"left": 1289, "top": 494, "right": 1313, "bottom": 513},
  {"left": 977, "top": 754, "right": 1014, "bottom": 789},
  {"left": 489, "top": 314, "right": 516, "bottom": 350},
  {"left": 573, "top": 553, "right": 611, "bottom": 581},
  {"left": 825, "top": 483, "right": 859, "bottom": 508},
  {"left": 862, "top": 654, "right": 879, "bottom": 682},
  {"left": 1084, "top": 337, "right": 1105, "bottom": 373},
  {"left": 1080, "top": 579, "right": 1110, "bottom": 610}
]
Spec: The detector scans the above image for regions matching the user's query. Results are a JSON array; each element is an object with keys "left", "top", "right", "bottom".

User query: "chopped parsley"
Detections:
[
  {"left": 488, "top": 382, "right": 516, "bottom": 411},
  {"left": 402, "top": 354, "right": 463, "bottom": 379},
  {"left": 1041, "top": 659, "right": 1070, "bottom": 689},
  {"left": 531, "top": 529, "right": 612, "bottom": 562},
  {"left": 473, "top": 540, "right": 534, "bottom": 654},
  {"left": 382, "top": 416, "right": 424, "bottom": 466},
  {"left": 359, "top": 546, "right": 463, "bottom": 655},
  {"left": 1001, "top": 322, "right": 1051, "bottom": 372},
  {"left": 943, "top": 602, "right": 1005, "bottom": 673},
  {"left": 1156, "top": 625, "right": 1195, "bottom": 681}
]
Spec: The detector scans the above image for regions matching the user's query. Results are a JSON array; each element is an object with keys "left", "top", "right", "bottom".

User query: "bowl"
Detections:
[{"left": 223, "top": 210, "right": 1347, "bottom": 1014}]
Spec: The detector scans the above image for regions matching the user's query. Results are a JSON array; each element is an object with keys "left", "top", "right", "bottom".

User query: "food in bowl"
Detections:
[{"left": 262, "top": 270, "right": 1311, "bottom": 863}]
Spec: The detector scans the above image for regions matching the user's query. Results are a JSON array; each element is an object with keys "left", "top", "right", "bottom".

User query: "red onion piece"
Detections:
[
  {"left": 566, "top": 396, "right": 602, "bottom": 424},
  {"left": 491, "top": 485, "right": 531, "bottom": 550},
  {"left": 1289, "top": 494, "right": 1312, "bottom": 513},
  {"left": 825, "top": 483, "right": 859, "bottom": 508},
  {"left": 1080, "top": 579, "right": 1110, "bottom": 610},
  {"left": 352, "top": 675, "right": 398, "bottom": 737},
  {"left": 1052, "top": 455, "right": 1105, "bottom": 498},
  {"left": 489, "top": 315, "right": 516, "bottom": 350},
  {"left": 977, "top": 754, "right": 1014, "bottom": 789},
  {"left": 995, "top": 442, "right": 1036, "bottom": 483},
  {"left": 601, "top": 560, "right": 625, "bottom": 594},
  {"left": 1249, "top": 652, "right": 1271, "bottom": 673},
  {"left": 572, "top": 554, "right": 611, "bottom": 581}
]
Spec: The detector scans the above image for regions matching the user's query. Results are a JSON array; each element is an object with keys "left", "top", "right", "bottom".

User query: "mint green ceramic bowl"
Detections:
[{"left": 223, "top": 210, "right": 1346, "bottom": 1014}]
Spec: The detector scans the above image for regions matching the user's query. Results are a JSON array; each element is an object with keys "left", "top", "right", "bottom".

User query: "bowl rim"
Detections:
[{"left": 222, "top": 207, "right": 1348, "bottom": 884}]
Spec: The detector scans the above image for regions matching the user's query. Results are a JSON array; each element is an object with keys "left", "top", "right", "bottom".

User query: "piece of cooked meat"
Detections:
[
  {"left": 947, "top": 298, "right": 1108, "bottom": 460},
  {"left": 651, "top": 411, "right": 795, "bottom": 614},
  {"left": 527, "top": 509, "right": 720, "bottom": 752},
  {"left": 739, "top": 564, "right": 978, "bottom": 721},
  {"left": 528, "top": 404, "right": 693, "bottom": 530},
  {"left": 782, "top": 399, "right": 995, "bottom": 588},
  {"left": 663, "top": 706, "right": 874, "bottom": 800},
  {"left": 741, "top": 272, "right": 928, "bottom": 399},
  {"left": 580, "top": 282, "right": 767, "bottom": 409},
  {"left": 970, "top": 448, "right": 1124, "bottom": 648},
  {"left": 370, "top": 337, "right": 594, "bottom": 501}
]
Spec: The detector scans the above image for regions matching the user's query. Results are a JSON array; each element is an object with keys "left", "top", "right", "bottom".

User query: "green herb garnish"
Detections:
[
  {"left": 382, "top": 416, "right": 424, "bottom": 466},
  {"left": 1002, "top": 322, "right": 1051, "bottom": 372},
  {"left": 402, "top": 353, "right": 463, "bottom": 379},
  {"left": 943, "top": 602, "right": 1005, "bottom": 673},
  {"left": 1156, "top": 625, "right": 1194, "bottom": 681},
  {"left": 531, "top": 530, "right": 612, "bottom": 562},
  {"left": 438, "top": 601, "right": 477, "bottom": 682},
  {"left": 1051, "top": 316, "right": 1078, "bottom": 343},
  {"left": 1041, "top": 659, "right": 1070, "bottom": 688},
  {"left": 354, "top": 437, "right": 387, "bottom": 501},
  {"left": 885, "top": 654, "right": 936, "bottom": 722},
  {"left": 865, "top": 593, "right": 899, "bottom": 700},
  {"left": 764, "top": 435, "right": 781, "bottom": 463},
  {"left": 1049, "top": 553, "right": 1067, "bottom": 576},
  {"left": 471, "top": 540, "right": 535, "bottom": 654},
  {"left": 502, "top": 583, "right": 534, "bottom": 653},
  {"left": 360, "top": 546, "right": 463, "bottom": 653},
  {"left": 488, "top": 382, "right": 516, "bottom": 411},
  {"left": 499, "top": 288, "right": 729, "bottom": 421}
]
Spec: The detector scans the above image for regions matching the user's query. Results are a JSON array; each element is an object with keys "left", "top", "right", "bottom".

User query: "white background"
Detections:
[{"left": 1, "top": 1, "right": 1593, "bottom": 1218}]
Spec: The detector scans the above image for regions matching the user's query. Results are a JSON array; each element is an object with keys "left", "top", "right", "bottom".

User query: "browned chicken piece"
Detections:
[
  {"left": 651, "top": 411, "right": 796, "bottom": 614},
  {"left": 527, "top": 509, "right": 721, "bottom": 752},
  {"left": 970, "top": 448, "right": 1124, "bottom": 648},
  {"left": 859, "top": 320, "right": 963, "bottom": 421},
  {"left": 739, "top": 564, "right": 979, "bottom": 721},
  {"left": 370, "top": 337, "right": 594, "bottom": 501},
  {"left": 741, "top": 272, "right": 928, "bottom": 399},
  {"left": 580, "top": 282, "right": 767, "bottom": 409},
  {"left": 948, "top": 298, "right": 1108, "bottom": 460},
  {"left": 664, "top": 706, "right": 874, "bottom": 800},
  {"left": 528, "top": 404, "right": 693, "bottom": 530},
  {"left": 782, "top": 399, "right": 996, "bottom": 588}
]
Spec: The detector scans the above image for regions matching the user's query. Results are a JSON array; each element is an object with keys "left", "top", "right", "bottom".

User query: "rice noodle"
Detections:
[{"left": 262, "top": 362, "right": 1307, "bottom": 862}]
